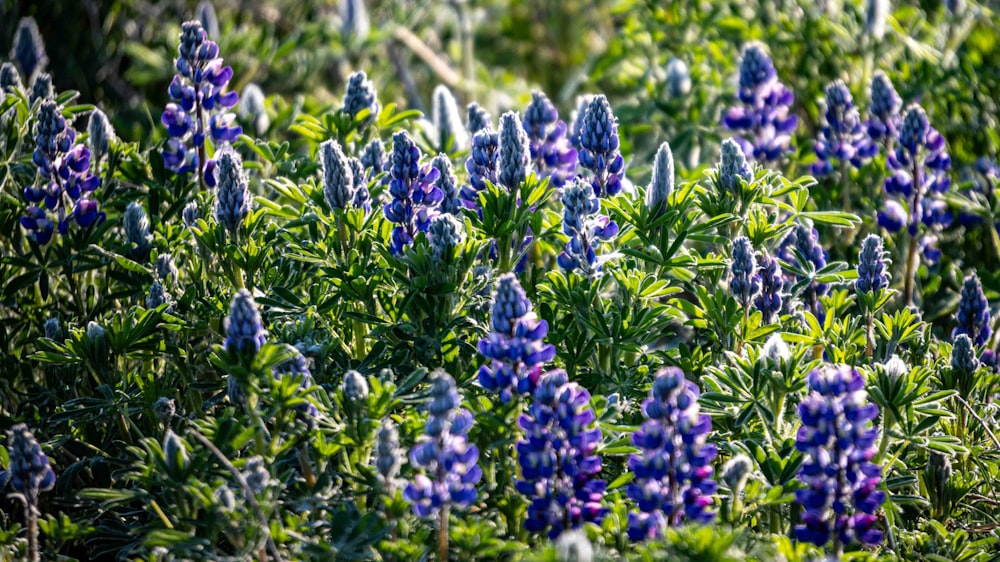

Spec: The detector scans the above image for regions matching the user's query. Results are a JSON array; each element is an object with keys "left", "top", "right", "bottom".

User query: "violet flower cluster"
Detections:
[
  {"left": 730, "top": 236, "right": 760, "bottom": 309},
  {"left": 516, "top": 370, "right": 606, "bottom": 538},
  {"left": 342, "top": 71, "right": 380, "bottom": 130},
  {"left": 383, "top": 131, "right": 442, "bottom": 255},
  {"left": 855, "top": 234, "right": 889, "bottom": 296},
  {"left": 557, "top": 179, "right": 619, "bottom": 275},
  {"left": 2, "top": 424, "right": 56, "bottom": 497},
  {"left": 403, "top": 370, "right": 481, "bottom": 517},
  {"left": 795, "top": 365, "right": 885, "bottom": 549},
  {"left": 778, "top": 223, "right": 829, "bottom": 319},
  {"left": 522, "top": 91, "right": 577, "bottom": 188},
  {"left": 866, "top": 71, "right": 902, "bottom": 148},
  {"left": 224, "top": 289, "right": 267, "bottom": 357},
  {"left": 460, "top": 127, "right": 499, "bottom": 212},
  {"left": 722, "top": 42, "right": 797, "bottom": 164},
  {"left": 21, "top": 100, "right": 104, "bottom": 244},
  {"left": 478, "top": 273, "right": 556, "bottom": 402},
  {"left": 627, "top": 367, "right": 717, "bottom": 541},
  {"left": 811, "top": 80, "right": 877, "bottom": 176},
  {"left": 754, "top": 251, "right": 784, "bottom": 324},
  {"left": 577, "top": 95, "right": 624, "bottom": 198},
  {"left": 953, "top": 273, "right": 991, "bottom": 346},
  {"left": 497, "top": 111, "right": 532, "bottom": 191},
  {"left": 161, "top": 21, "right": 241, "bottom": 186}
]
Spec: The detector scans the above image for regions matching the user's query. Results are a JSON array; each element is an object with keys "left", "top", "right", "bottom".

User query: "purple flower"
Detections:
[
  {"left": 460, "top": 127, "right": 499, "bottom": 212},
  {"left": 2, "top": 424, "right": 56, "bottom": 496},
  {"left": 403, "top": 370, "right": 481, "bottom": 517},
  {"left": 321, "top": 139, "right": 354, "bottom": 211},
  {"left": 272, "top": 348, "right": 318, "bottom": 425},
  {"left": 627, "top": 367, "right": 717, "bottom": 540},
  {"left": 794, "top": 365, "right": 885, "bottom": 549},
  {"left": 778, "top": 223, "right": 829, "bottom": 319},
  {"left": 523, "top": 91, "right": 577, "bottom": 188},
  {"left": 557, "top": 179, "right": 619, "bottom": 275},
  {"left": 467, "top": 102, "right": 492, "bottom": 135},
  {"left": 213, "top": 147, "right": 251, "bottom": 234},
  {"left": 383, "top": 131, "right": 442, "bottom": 255},
  {"left": 516, "top": 370, "right": 606, "bottom": 539},
  {"left": 730, "top": 237, "right": 760, "bottom": 309},
  {"left": 883, "top": 105, "right": 951, "bottom": 237},
  {"left": 342, "top": 71, "right": 380, "bottom": 129},
  {"left": 478, "top": 273, "right": 556, "bottom": 401},
  {"left": 811, "top": 80, "right": 877, "bottom": 176},
  {"left": 577, "top": 95, "right": 624, "bottom": 198},
  {"left": 754, "top": 251, "right": 784, "bottom": 324},
  {"left": 855, "top": 234, "right": 889, "bottom": 295},
  {"left": 953, "top": 273, "right": 991, "bottom": 347},
  {"left": 21, "top": 100, "right": 104, "bottom": 243},
  {"left": 498, "top": 111, "right": 532, "bottom": 191},
  {"left": 161, "top": 21, "right": 241, "bottom": 186},
  {"left": 11, "top": 17, "right": 47, "bottom": 80},
  {"left": 866, "top": 71, "right": 902, "bottom": 147},
  {"left": 225, "top": 289, "right": 266, "bottom": 356},
  {"left": 722, "top": 42, "right": 797, "bottom": 163}
]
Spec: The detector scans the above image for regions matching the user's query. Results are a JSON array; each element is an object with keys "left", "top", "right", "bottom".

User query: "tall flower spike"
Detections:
[
  {"left": 0, "top": 63, "right": 22, "bottom": 94},
  {"left": 432, "top": 154, "right": 462, "bottom": 215},
  {"left": 88, "top": 109, "right": 115, "bottom": 162},
  {"left": 866, "top": 71, "right": 901, "bottom": 145},
  {"left": 239, "top": 83, "right": 270, "bottom": 136},
  {"left": 498, "top": 111, "right": 532, "bottom": 191},
  {"left": 29, "top": 72, "right": 52, "bottom": 106},
  {"left": 478, "top": 273, "right": 556, "bottom": 401},
  {"left": 225, "top": 289, "right": 267, "bottom": 356},
  {"left": 522, "top": 91, "right": 577, "bottom": 188},
  {"left": 754, "top": 251, "right": 784, "bottom": 324},
  {"left": 375, "top": 419, "right": 401, "bottom": 488},
  {"left": 11, "top": 17, "right": 47, "bottom": 80},
  {"left": 321, "top": 139, "right": 354, "bottom": 211},
  {"left": 161, "top": 20, "right": 241, "bottom": 187},
  {"left": 348, "top": 157, "right": 371, "bottom": 212},
  {"left": 403, "top": 370, "right": 481, "bottom": 517},
  {"left": 730, "top": 237, "right": 760, "bottom": 309},
  {"left": 361, "top": 137, "right": 386, "bottom": 181},
  {"left": 342, "top": 71, "right": 380, "bottom": 129},
  {"left": 427, "top": 213, "right": 465, "bottom": 263},
  {"left": 557, "top": 178, "right": 619, "bottom": 276},
  {"left": 214, "top": 147, "right": 251, "bottom": 235},
  {"left": 811, "top": 80, "right": 877, "bottom": 177},
  {"left": 124, "top": 201, "right": 153, "bottom": 262},
  {"left": 383, "top": 131, "right": 442, "bottom": 255},
  {"left": 467, "top": 102, "right": 492, "bottom": 135},
  {"left": 3, "top": 424, "right": 56, "bottom": 495},
  {"left": 794, "top": 365, "right": 885, "bottom": 549},
  {"left": 855, "top": 234, "right": 889, "bottom": 295},
  {"left": 342, "top": 369, "right": 370, "bottom": 403},
  {"left": 567, "top": 94, "right": 594, "bottom": 150},
  {"left": 646, "top": 141, "right": 674, "bottom": 216},
  {"left": 431, "top": 85, "right": 468, "bottom": 152},
  {"left": 953, "top": 273, "right": 991, "bottom": 346},
  {"left": 951, "top": 334, "right": 980, "bottom": 377},
  {"left": 719, "top": 139, "right": 752, "bottom": 196},
  {"left": 577, "top": 95, "right": 624, "bottom": 197},
  {"left": 627, "top": 367, "right": 717, "bottom": 540},
  {"left": 722, "top": 42, "right": 797, "bottom": 163},
  {"left": 517, "top": 370, "right": 606, "bottom": 538},
  {"left": 778, "top": 223, "right": 829, "bottom": 319},
  {"left": 460, "top": 127, "right": 499, "bottom": 211}
]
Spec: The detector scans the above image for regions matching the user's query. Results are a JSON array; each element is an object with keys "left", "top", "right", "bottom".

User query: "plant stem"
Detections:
[
  {"left": 902, "top": 158, "right": 924, "bottom": 307},
  {"left": 26, "top": 494, "right": 39, "bottom": 562},
  {"left": 438, "top": 503, "right": 449, "bottom": 561}
]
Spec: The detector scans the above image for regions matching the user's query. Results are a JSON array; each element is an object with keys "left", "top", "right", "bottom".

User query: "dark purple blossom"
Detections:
[
  {"left": 754, "top": 252, "right": 784, "bottom": 323},
  {"left": 577, "top": 95, "right": 624, "bottom": 198},
  {"left": 953, "top": 273, "right": 991, "bottom": 347},
  {"left": 866, "top": 71, "right": 902, "bottom": 147},
  {"left": 855, "top": 234, "right": 889, "bottom": 295},
  {"left": 460, "top": 127, "right": 499, "bottom": 212},
  {"left": 557, "top": 179, "right": 619, "bottom": 275},
  {"left": 811, "top": 80, "right": 877, "bottom": 176},
  {"left": 627, "top": 367, "right": 717, "bottom": 540},
  {"left": 466, "top": 102, "right": 492, "bottom": 135},
  {"left": 11, "top": 17, "right": 47, "bottom": 80},
  {"left": 498, "top": 111, "right": 531, "bottom": 191},
  {"left": 2, "top": 424, "right": 56, "bottom": 496},
  {"left": 730, "top": 237, "right": 760, "bottom": 309},
  {"left": 224, "top": 289, "right": 266, "bottom": 356},
  {"left": 342, "top": 71, "right": 380, "bottom": 129},
  {"left": 523, "top": 91, "right": 577, "bottom": 188},
  {"left": 794, "top": 365, "right": 885, "bottom": 549},
  {"left": 722, "top": 42, "right": 797, "bottom": 163},
  {"left": 383, "top": 131, "right": 442, "bottom": 255},
  {"left": 883, "top": 105, "right": 952, "bottom": 236},
  {"left": 516, "top": 370, "right": 606, "bottom": 538}
]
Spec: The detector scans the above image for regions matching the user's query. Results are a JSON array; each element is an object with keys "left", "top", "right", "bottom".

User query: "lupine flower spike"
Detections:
[
  {"left": 225, "top": 289, "right": 266, "bottom": 357},
  {"left": 517, "top": 370, "right": 606, "bottom": 538},
  {"left": 722, "top": 42, "right": 797, "bottom": 163},
  {"left": 11, "top": 17, "right": 47, "bottom": 81},
  {"left": 953, "top": 273, "right": 991, "bottom": 347},
  {"left": 431, "top": 84, "right": 468, "bottom": 152},
  {"left": 460, "top": 127, "right": 499, "bottom": 212},
  {"left": 432, "top": 154, "right": 462, "bottom": 215},
  {"left": 2, "top": 424, "right": 56, "bottom": 562},
  {"left": 383, "top": 131, "right": 442, "bottom": 255},
  {"left": 321, "top": 139, "right": 355, "bottom": 212},
  {"left": 497, "top": 111, "right": 532, "bottom": 192},
  {"left": 754, "top": 251, "right": 783, "bottom": 324},
  {"left": 342, "top": 71, "right": 380, "bottom": 130},
  {"left": 778, "top": 223, "right": 829, "bottom": 320},
  {"left": 866, "top": 71, "right": 901, "bottom": 150},
  {"left": 795, "top": 365, "right": 885, "bottom": 554},
  {"left": 522, "top": 91, "right": 577, "bottom": 188},
  {"left": 557, "top": 178, "right": 619, "bottom": 276},
  {"left": 812, "top": 80, "right": 877, "bottom": 209},
  {"left": 214, "top": 147, "right": 251, "bottom": 236},
  {"left": 161, "top": 21, "right": 241, "bottom": 188},
  {"left": 478, "top": 273, "right": 556, "bottom": 401},
  {"left": 730, "top": 237, "right": 760, "bottom": 313},
  {"left": 467, "top": 102, "right": 492, "bottom": 135},
  {"left": 646, "top": 141, "right": 674, "bottom": 218},
  {"left": 577, "top": 95, "right": 624, "bottom": 198},
  {"left": 856, "top": 234, "right": 889, "bottom": 357},
  {"left": 628, "top": 367, "right": 717, "bottom": 540}
]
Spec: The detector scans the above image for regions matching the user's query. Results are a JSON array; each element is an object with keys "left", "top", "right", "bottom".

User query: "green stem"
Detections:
[{"left": 438, "top": 503, "right": 449, "bottom": 561}]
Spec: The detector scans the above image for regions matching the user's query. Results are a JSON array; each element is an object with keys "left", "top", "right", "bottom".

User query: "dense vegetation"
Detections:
[{"left": 1, "top": 0, "right": 1000, "bottom": 560}]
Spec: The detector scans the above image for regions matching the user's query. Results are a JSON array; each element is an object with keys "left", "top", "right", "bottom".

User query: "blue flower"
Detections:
[
  {"left": 646, "top": 141, "right": 674, "bottom": 216},
  {"left": 498, "top": 111, "right": 532, "bottom": 191},
  {"left": 432, "top": 154, "right": 462, "bottom": 215},
  {"left": 124, "top": 201, "right": 153, "bottom": 262},
  {"left": 225, "top": 289, "right": 267, "bottom": 356},
  {"left": 855, "top": 234, "right": 889, "bottom": 295},
  {"left": 342, "top": 71, "right": 380, "bottom": 129},
  {"left": 627, "top": 367, "right": 717, "bottom": 540},
  {"left": 321, "top": 139, "right": 354, "bottom": 211},
  {"left": 361, "top": 138, "right": 386, "bottom": 182},
  {"left": 3, "top": 424, "right": 56, "bottom": 495},
  {"left": 11, "top": 17, "right": 47, "bottom": 80},
  {"left": 516, "top": 370, "right": 606, "bottom": 539},
  {"left": 383, "top": 131, "right": 442, "bottom": 255},
  {"left": 722, "top": 42, "right": 797, "bottom": 163},
  {"left": 214, "top": 147, "right": 251, "bottom": 235},
  {"left": 522, "top": 91, "right": 577, "bottom": 188},
  {"left": 272, "top": 348, "right": 318, "bottom": 424},
  {"left": 794, "top": 365, "right": 885, "bottom": 549},
  {"left": 348, "top": 157, "right": 371, "bottom": 212},
  {"left": 953, "top": 273, "right": 991, "bottom": 346},
  {"left": 427, "top": 213, "right": 465, "bottom": 263},
  {"left": 88, "top": 108, "right": 115, "bottom": 161},
  {"left": 0, "top": 63, "right": 22, "bottom": 94},
  {"left": 951, "top": 334, "right": 980, "bottom": 376},
  {"left": 866, "top": 71, "right": 901, "bottom": 146},
  {"left": 730, "top": 237, "right": 760, "bottom": 309},
  {"left": 466, "top": 102, "right": 492, "bottom": 135},
  {"left": 557, "top": 179, "right": 619, "bottom": 275},
  {"left": 403, "top": 370, "right": 481, "bottom": 517},
  {"left": 478, "top": 273, "right": 556, "bottom": 401},
  {"left": 431, "top": 85, "right": 468, "bottom": 152},
  {"left": 460, "top": 127, "right": 499, "bottom": 212},
  {"left": 161, "top": 20, "right": 241, "bottom": 186},
  {"left": 811, "top": 80, "right": 877, "bottom": 176},
  {"left": 577, "top": 95, "right": 625, "bottom": 197},
  {"left": 719, "top": 139, "right": 752, "bottom": 196},
  {"left": 29, "top": 72, "right": 52, "bottom": 106},
  {"left": 754, "top": 251, "right": 784, "bottom": 324},
  {"left": 375, "top": 419, "right": 402, "bottom": 487}
]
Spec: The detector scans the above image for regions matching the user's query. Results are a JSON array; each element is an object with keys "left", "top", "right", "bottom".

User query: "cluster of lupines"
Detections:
[
  {"left": 21, "top": 100, "right": 104, "bottom": 244},
  {"left": 557, "top": 179, "right": 619, "bottom": 275},
  {"left": 953, "top": 273, "right": 991, "bottom": 346},
  {"left": 383, "top": 131, "right": 442, "bottom": 255},
  {"left": 722, "top": 42, "right": 797, "bottom": 164},
  {"left": 627, "top": 367, "right": 717, "bottom": 540},
  {"left": 403, "top": 370, "right": 481, "bottom": 517},
  {"left": 478, "top": 273, "right": 556, "bottom": 401},
  {"left": 161, "top": 21, "right": 241, "bottom": 186},
  {"left": 576, "top": 95, "right": 624, "bottom": 198},
  {"left": 522, "top": 91, "right": 577, "bottom": 188},
  {"left": 811, "top": 80, "right": 877, "bottom": 177},
  {"left": 460, "top": 126, "right": 500, "bottom": 211},
  {"left": 754, "top": 251, "right": 784, "bottom": 324},
  {"left": 516, "top": 370, "right": 606, "bottom": 538},
  {"left": 865, "top": 71, "right": 902, "bottom": 148},
  {"left": 795, "top": 365, "right": 885, "bottom": 550},
  {"left": 730, "top": 237, "right": 760, "bottom": 309}
]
